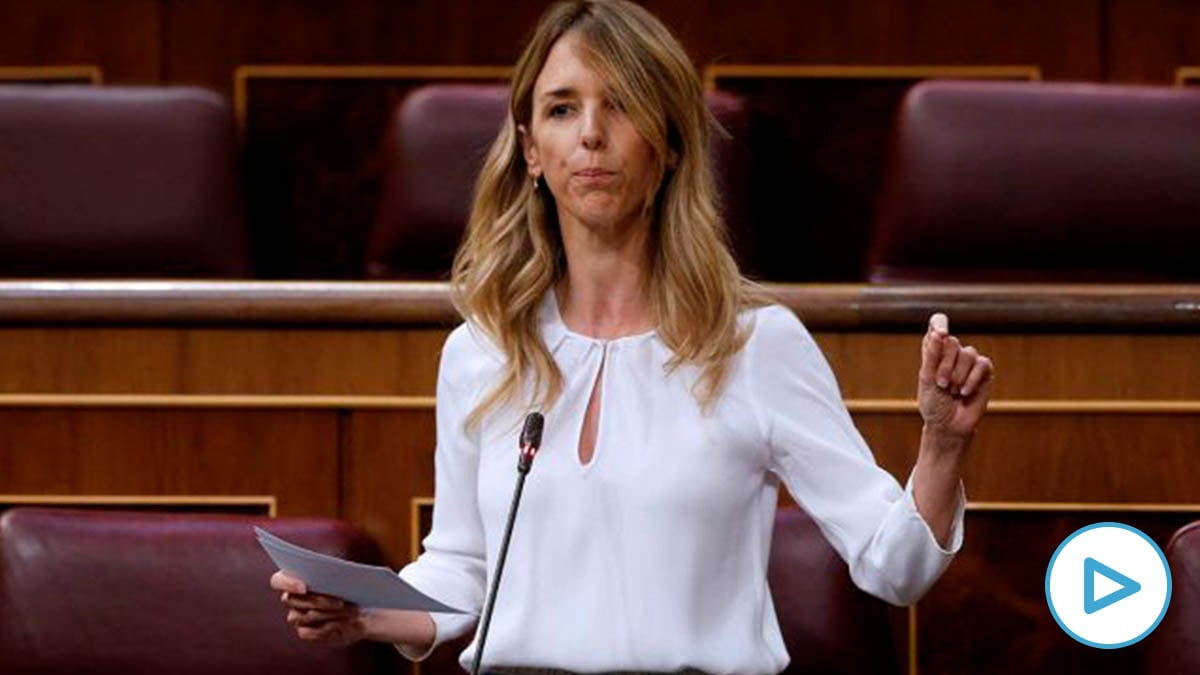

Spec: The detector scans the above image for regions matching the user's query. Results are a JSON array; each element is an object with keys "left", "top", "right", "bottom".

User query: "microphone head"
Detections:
[{"left": 520, "top": 412, "right": 544, "bottom": 449}]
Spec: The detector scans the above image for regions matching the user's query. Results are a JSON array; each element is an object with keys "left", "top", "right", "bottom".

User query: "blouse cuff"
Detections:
[
  {"left": 903, "top": 474, "right": 966, "bottom": 556},
  {"left": 394, "top": 611, "right": 477, "bottom": 662}
]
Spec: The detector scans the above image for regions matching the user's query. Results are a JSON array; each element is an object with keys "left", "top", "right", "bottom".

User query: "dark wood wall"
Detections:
[
  {"left": 2, "top": 0, "right": 1199, "bottom": 96},
  {"left": 1, "top": 282, "right": 1199, "bottom": 674},
  {"left": 4, "top": 1, "right": 1199, "bottom": 281}
]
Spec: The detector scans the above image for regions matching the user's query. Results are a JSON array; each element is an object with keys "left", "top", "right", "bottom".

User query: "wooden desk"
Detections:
[{"left": 0, "top": 281, "right": 1197, "bottom": 675}]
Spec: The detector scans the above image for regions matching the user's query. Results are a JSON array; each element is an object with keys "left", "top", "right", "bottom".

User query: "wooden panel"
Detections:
[
  {"left": 0, "top": 326, "right": 447, "bottom": 395},
  {"left": 676, "top": 0, "right": 1096, "bottom": 79},
  {"left": 165, "top": 1, "right": 543, "bottom": 98},
  {"left": 816, "top": 333, "right": 1200, "bottom": 399},
  {"left": 27, "top": 0, "right": 1101, "bottom": 99},
  {"left": 1108, "top": 0, "right": 1200, "bottom": 83},
  {"left": 343, "top": 409, "right": 437, "bottom": 566},
  {"left": 917, "top": 509, "right": 1197, "bottom": 674},
  {"left": 0, "top": 409, "right": 340, "bottom": 516},
  {"left": 0, "top": 65, "right": 102, "bottom": 84},
  {"left": 861, "top": 412, "right": 1200, "bottom": 503},
  {"left": 178, "top": 328, "right": 445, "bottom": 395},
  {"left": 0, "top": 0, "right": 160, "bottom": 82},
  {"left": 0, "top": 328, "right": 182, "bottom": 393}
]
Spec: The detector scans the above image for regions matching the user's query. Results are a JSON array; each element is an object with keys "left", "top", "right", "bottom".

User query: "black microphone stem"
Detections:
[
  {"left": 471, "top": 411, "right": 542, "bottom": 675},
  {"left": 470, "top": 465, "right": 529, "bottom": 675}
]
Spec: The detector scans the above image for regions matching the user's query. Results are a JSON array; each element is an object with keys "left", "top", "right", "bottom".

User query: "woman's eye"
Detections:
[
  {"left": 607, "top": 98, "right": 626, "bottom": 113},
  {"left": 548, "top": 103, "right": 571, "bottom": 118}
]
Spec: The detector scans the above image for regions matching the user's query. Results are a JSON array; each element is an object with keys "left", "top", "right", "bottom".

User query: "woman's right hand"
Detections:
[{"left": 270, "top": 570, "right": 367, "bottom": 647}]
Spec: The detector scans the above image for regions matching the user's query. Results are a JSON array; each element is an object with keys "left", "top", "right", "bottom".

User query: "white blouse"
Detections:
[{"left": 397, "top": 292, "right": 964, "bottom": 674}]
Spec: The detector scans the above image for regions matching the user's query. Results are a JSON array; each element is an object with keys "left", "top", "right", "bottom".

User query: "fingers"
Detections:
[
  {"left": 294, "top": 614, "right": 364, "bottom": 646},
  {"left": 280, "top": 591, "right": 350, "bottom": 612},
  {"left": 950, "top": 345, "right": 978, "bottom": 395},
  {"left": 929, "top": 312, "right": 949, "bottom": 335},
  {"left": 272, "top": 571, "right": 349, "bottom": 611},
  {"left": 270, "top": 570, "right": 307, "bottom": 595},
  {"left": 919, "top": 314, "right": 948, "bottom": 384},
  {"left": 296, "top": 619, "right": 350, "bottom": 643},
  {"left": 960, "top": 355, "right": 995, "bottom": 398},
  {"left": 287, "top": 606, "right": 358, "bottom": 628},
  {"left": 921, "top": 313, "right": 993, "bottom": 399},
  {"left": 936, "top": 335, "right": 960, "bottom": 390}
]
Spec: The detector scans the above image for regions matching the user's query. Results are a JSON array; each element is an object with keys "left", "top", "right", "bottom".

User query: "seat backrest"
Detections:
[
  {"left": 0, "top": 86, "right": 251, "bottom": 277},
  {"left": 769, "top": 507, "right": 901, "bottom": 675},
  {"left": 868, "top": 80, "right": 1200, "bottom": 282},
  {"left": 0, "top": 507, "right": 397, "bottom": 675},
  {"left": 1144, "top": 520, "right": 1200, "bottom": 673},
  {"left": 367, "top": 84, "right": 751, "bottom": 279}
]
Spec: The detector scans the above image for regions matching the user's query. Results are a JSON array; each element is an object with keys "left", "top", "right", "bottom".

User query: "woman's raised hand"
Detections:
[
  {"left": 918, "top": 313, "right": 995, "bottom": 439},
  {"left": 270, "top": 570, "right": 368, "bottom": 647}
]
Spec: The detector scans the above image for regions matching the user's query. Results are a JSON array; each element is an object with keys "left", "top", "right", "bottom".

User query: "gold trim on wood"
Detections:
[
  {"left": 847, "top": 400, "right": 1200, "bottom": 414},
  {"left": 411, "top": 497, "right": 435, "bottom": 562},
  {"left": 4, "top": 280, "right": 1200, "bottom": 328},
  {"left": 0, "top": 494, "right": 277, "bottom": 517},
  {"left": 967, "top": 501, "right": 1200, "bottom": 512},
  {"left": 908, "top": 604, "right": 918, "bottom": 675},
  {"left": 0, "top": 65, "right": 103, "bottom": 84},
  {"left": 1, "top": 395, "right": 1198, "bottom": 414},
  {"left": 1176, "top": 66, "right": 1200, "bottom": 87},
  {"left": 233, "top": 64, "right": 513, "bottom": 134},
  {"left": 0, "top": 394, "right": 436, "bottom": 410},
  {"left": 702, "top": 64, "right": 1041, "bottom": 91}
]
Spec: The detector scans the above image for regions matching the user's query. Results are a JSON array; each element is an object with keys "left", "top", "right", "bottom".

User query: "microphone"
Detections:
[{"left": 470, "top": 412, "right": 544, "bottom": 675}]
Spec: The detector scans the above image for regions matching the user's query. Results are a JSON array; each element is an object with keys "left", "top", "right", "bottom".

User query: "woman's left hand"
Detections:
[{"left": 918, "top": 313, "right": 995, "bottom": 440}]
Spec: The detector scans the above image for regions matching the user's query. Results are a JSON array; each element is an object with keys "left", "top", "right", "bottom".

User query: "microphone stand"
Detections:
[{"left": 470, "top": 412, "right": 544, "bottom": 675}]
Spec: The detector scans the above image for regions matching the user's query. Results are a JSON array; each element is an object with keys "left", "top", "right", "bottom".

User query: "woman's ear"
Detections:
[
  {"left": 518, "top": 123, "right": 541, "bottom": 178},
  {"left": 665, "top": 148, "right": 679, "bottom": 170}
]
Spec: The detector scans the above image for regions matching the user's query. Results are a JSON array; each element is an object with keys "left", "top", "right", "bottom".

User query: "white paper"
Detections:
[{"left": 255, "top": 526, "right": 468, "bottom": 614}]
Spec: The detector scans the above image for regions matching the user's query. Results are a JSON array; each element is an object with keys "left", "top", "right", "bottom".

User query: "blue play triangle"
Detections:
[{"left": 1084, "top": 556, "right": 1141, "bottom": 614}]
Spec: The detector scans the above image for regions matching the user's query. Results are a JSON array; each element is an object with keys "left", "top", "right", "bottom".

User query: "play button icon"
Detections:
[
  {"left": 1084, "top": 557, "right": 1141, "bottom": 614},
  {"left": 1046, "top": 522, "right": 1171, "bottom": 648}
]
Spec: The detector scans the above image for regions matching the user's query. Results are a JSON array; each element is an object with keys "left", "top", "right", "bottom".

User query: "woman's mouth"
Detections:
[{"left": 573, "top": 169, "right": 616, "bottom": 185}]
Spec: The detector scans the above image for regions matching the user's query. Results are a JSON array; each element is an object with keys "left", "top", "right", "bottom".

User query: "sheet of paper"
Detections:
[{"left": 255, "top": 526, "right": 468, "bottom": 614}]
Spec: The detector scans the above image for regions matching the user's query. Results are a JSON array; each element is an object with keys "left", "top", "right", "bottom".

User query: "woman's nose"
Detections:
[{"left": 580, "top": 108, "right": 606, "bottom": 150}]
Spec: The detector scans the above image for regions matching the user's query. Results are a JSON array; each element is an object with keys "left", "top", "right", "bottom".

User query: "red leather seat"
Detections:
[
  {"left": 0, "top": 86, "right": 250, "bottom": 277},
  {"left": 868, "top": 80, "right": 1200, "bottom": 282},
  {"left": 1144, "top": 521, "right": 1200, "bottom": 673},
  {"left": 769, "top": 506, "right": 901, "bottom": 675},
  {"left": 367, "top": 84, "right": 751, "bottom": 279},
  {"left": 0, "top": 507, "right": 397, "bottom": 675}
]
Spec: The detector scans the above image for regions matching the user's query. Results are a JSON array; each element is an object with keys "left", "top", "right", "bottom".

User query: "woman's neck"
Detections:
[{"left": 556, "top": 215, "right": 654, "bottom": 340}]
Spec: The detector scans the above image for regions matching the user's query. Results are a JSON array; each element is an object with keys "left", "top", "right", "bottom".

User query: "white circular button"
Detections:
[{"left": 1045, "top": 522, "right": 1171, "bottom": 649}]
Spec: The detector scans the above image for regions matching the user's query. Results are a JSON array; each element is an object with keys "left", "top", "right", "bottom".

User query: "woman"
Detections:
[{"left": 271, "top": 1, "right": 994, "bottom": 672}]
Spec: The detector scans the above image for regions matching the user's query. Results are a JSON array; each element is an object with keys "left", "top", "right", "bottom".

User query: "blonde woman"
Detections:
[{"left": 271, "top": 1, "right": 994, "bottom": 673}]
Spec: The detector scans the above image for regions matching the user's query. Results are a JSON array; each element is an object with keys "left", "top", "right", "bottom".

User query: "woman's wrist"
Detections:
[
  {"left": 921, "top": 422, "right": 972, "bottom": 457},
  {"left": 359, "top": 609, "right": 435, "bottom": 649}
]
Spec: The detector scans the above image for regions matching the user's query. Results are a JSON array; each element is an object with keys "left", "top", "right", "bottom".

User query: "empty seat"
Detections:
[
  {"left": 0, "top": 507, "right": 398, "bottom": 675},
  {"left": 367, "top": 84, "right": 751, "bottom": 279},
  {"left": 1144, "top": 521, "right": 1200, "bottom": 673},
  {"left": 769, "top": 506, "right": 901, "bottom": 675},
  {"left": 0, "top": 86, "right": 250, "bottom": 277},
  {"left": 868, "top": 81, "right": 1200, "bottom": 282}
]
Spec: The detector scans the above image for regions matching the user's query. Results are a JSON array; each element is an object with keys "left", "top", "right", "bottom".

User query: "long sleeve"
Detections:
[
  {"left": 747, "top": 306, "right": 964, "bottom": 606},
  {"left": 395, "top": 325, "right": 491, "bottom": 660}
]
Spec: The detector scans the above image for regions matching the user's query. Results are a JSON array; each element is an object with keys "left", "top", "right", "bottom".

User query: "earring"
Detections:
[{"left": 531, "top": 175, "right": 542, "bottom": 191}]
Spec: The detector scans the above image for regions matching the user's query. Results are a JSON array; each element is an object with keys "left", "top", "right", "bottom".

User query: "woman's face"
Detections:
[{"left": 520, "top": 33, "right": 660, "bottom": 235}]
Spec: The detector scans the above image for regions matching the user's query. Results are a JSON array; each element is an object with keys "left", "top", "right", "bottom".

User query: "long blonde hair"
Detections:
[{"left": 452, "top": 0, "right": 767, "bottom": 429}]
